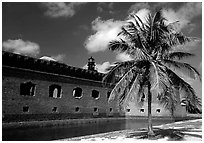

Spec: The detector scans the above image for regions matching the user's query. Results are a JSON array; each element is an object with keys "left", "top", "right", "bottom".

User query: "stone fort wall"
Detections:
[
  {"left": 2, "top": 66, "right": 122, "bottom": 122},
  {"left": 2, "top": 51, "right": 187, "bottom": 122}
]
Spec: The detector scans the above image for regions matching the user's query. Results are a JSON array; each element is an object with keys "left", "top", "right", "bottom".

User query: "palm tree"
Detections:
[{"left": 103, "top": 10, "right": 201, "bottom": 137}]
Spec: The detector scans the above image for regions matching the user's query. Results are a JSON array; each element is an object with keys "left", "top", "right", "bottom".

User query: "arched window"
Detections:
[
  {"left": 107, "top": 91, "right": 111, "bottom": 100},
  {"left": 49, "top": 84, "right": 62, "bottom": 98},
  {"left": 20, "top": 81, "right": 36, "bottom": 96},
  {"left": 94, "top": 107, "right": 98, "bottom": 112},
  {"left": 73, "top": 87, "right": 82, "bottom": 99},
  {"left": 156, "top": 109, "right": 161, "bottom": 113},
  {"left": 140, "top": 108, "right": 145, "bottom": 113},
  {"left": 91, "top": 90, "right": 100, "bottom": 99},
  {"left": 141, "top": 93, "right": 146, "bottom": 101}
]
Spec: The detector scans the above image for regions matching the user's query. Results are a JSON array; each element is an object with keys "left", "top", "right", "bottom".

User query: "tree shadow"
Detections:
[{"left": 126, "top": 127, "right": 202, "bottom": 141}]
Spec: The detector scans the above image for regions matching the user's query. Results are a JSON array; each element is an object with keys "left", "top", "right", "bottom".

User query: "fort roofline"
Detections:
[{"left": 2, "top": 51, "right": 105, "bottom": 82}]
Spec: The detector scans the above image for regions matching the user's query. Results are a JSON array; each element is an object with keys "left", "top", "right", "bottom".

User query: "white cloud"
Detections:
[
  {"left": 163, "top": 2, "right": 201, "bottom": 31},
  {"left": 51, "top": 54, "right": 66, "bottom": 62},
  {"left": 43, "top": 2, "right": 86, "bottom": 18},
  {"left": 3, "top": 39, "right": 40, "bottom": 56},
  {"left": 172, "top": 39, "right": 201, "bottom": 51},
  {"left": 85, "top": 17, "right": 124, "bottom": 53},
  {"left": 198, "top": 61, "right": 202, "bottom": 72},
  {"left": 97, "top": 2, "right": 114, "bottom": 14},
  {"left": 96, "top": 62, "right": 111, "bottom": 73},
  {"left": 83, "top": 61, "right": 111, "bottom": 73},
  {"left": 128, "top": 2, "right": 150, "bottom": 14},
  {"left": 116, "top": 53, "right": 133, "bottom": 62},
  {"left": 85, "top": 8, "right": 152, "bottom": 54}
]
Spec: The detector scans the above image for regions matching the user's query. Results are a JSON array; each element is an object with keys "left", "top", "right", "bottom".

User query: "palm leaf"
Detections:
[
  {"left": 165, "top": 67, "right": 201, "bottom": 112},
  {"left": 109, "top": 39, "right": 130, "bottom": 53},
  {"left": 120, "top": 74, "right": 140, "bottom": 108},
  {"left": 102, "top": 60, "right": 136, "bottom": 85},
  {"left": 150, "top": 62, "right": 171, "bottom": 96},
  {"left": 107, "top": 66, "right": 137, "bottom": 102},
  {"left": 166, "top": 51, "right": 195, "bottom": 60},
  {"left": 163, "top": 59, "right": 201, "bottom": 81},
  {"left": 159, "top": 87, "right": 178, "bottom": 116},
  {"left": 130, "top": 13, "right": 146, "bottom": 30}
]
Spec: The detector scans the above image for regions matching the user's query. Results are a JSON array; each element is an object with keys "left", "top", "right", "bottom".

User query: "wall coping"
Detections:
[{"left": 2, "top": 51, "right": 105, "bottom": 82}]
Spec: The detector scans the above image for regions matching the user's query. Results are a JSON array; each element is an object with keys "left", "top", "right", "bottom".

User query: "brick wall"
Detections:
[{"left": 2, "top": 66, "right": 120, "bottom": 122}]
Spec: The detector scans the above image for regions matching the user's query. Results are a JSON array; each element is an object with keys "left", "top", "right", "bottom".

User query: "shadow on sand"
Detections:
[{"left": 126, "top": 127, "right": 202, "bottom": 141}]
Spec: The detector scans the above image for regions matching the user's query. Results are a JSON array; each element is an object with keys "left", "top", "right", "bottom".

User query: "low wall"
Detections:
[
  {"left": 2, "top": 113, "right": 121, "bottom": 123},
  {"left": 2, "top": 116, "right": 178, "bottom": 130},
  {"left": 3, "top": 117, "right": 126, "bottom": 129}
]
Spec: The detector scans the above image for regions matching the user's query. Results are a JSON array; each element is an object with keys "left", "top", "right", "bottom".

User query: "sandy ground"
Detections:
[{"left": 60, "top": 119, "right": 202, "bottom": 141}]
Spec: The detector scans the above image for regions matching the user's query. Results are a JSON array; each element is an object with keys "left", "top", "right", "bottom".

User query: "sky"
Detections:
[{"left": 2, "top": 2, "right": 202, "bottom": 99}]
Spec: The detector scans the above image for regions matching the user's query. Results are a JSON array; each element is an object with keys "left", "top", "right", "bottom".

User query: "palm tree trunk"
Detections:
[{"left": 147, "top": 82, "right": 155, "bottom": 137}]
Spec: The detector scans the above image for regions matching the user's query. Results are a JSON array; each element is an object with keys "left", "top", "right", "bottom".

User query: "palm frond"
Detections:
[
  {"left": 130, "top": 48, "right": 149, "bottom": 60},
  {"left": 102, "top": 61, "right": 133, "bottom": 86},
  {"left": 181, "top": 96, "right": 202, "bottom": 113},
  {"left": 163, "top": 59, "right": 201, "bottom": 81},
  {"left": 165, "top": 67, "right": 202, "bottom": 113},
  {"left": 118, "top": 74, "right": 140, "bottom": 110},
  {"left": 166, "top": 51, "right": 195, "bottom": 60},
  {"left": 129, "top": 13, "right": 146, "bottom": 30},
  {"left": 109, "top": 39, "right": 130, "bottom": 53},
  {"left": 159, "top": 87, "right": 178, "bottom": 116},
  {"left": 168, "top": 32, "right": 196, "bottom": 47},
  {"left": 136, "top": 76, "right": 147, "bottom": 106},
  {"left": 107, "top": 66, "right": 138, "bottom": 103},
  {"left": 120, "top": 74, "right": 140, "bottom": 108},
  {"left": 150, "top": 62, "right": 171, "bottom": 96}
]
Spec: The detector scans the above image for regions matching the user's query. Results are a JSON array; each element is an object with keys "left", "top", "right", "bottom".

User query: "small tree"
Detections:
[{"left": 103, "top": 10, "right": 201, "bottom": 137}]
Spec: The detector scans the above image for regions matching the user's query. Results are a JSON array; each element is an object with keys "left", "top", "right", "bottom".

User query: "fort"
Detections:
[{"left": 2, "top": 51, "right": 187, "bottom": 124}]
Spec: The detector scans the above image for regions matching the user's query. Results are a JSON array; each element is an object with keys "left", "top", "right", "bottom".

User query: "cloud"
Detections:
[
  {"left": 51, "top": 54, "right": 66, "bottom": 62},
  {"left": 116, "top": 53, "right": 133, "bottom": 62},
  {"left": 95, "top": 62, "right": 111, "bottom": 73},
  {"left": 43, "top": 2, "right": 86, "bottom": 18},
  {"left": 3, "top": 39, "right": 40, "bottom": 56},
  {"left": 128, "top": 8, "right": 150, "bottom": 25},
  {"left": 198, "top": 61, "right": 202, "bottom": 73},
  {"left": 85, "top": 17, "right": 124, "bottom": 53},
  {"left": 162, "top": 2, "right": 202, "bottom": 31},
  {"left": 128, "top": 2, "right": 201, "bottom": 32},
  {"left": 172, "top": 39, "right": 201, "bottom": 51},
  {"left": 97, "top": 2, "right": 114, "bottom": 14},
  {"left": 83, "top": 61, "right": 111, "bottom": 73},
  {"left": 128, "top": 2, "right": 150, "bottom": 14}
]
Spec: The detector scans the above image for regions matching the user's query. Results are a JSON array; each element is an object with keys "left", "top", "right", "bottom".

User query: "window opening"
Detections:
[
  {"left": 127, "top": 109, "right": 130, "bottom": 112},
  {"left": 141, "top": 93, "right": 146, "bottom": 101},
  {"left": 20, "top": 81, "right": 35, "bottom": 96},
  {"left": 92, "top": 90, "right": 100, "bottom": 99},
  {"left": 75, "top": 107, "right": 80, "bottom": 112},
  {"left": 73, "top": 87, "right": 82, "bottom": 99},
  {"left": 49, "top": 84, "right": 62, "bottom": 98},
  {"left": 94, "top": 107, "right": 98, "bottom": 112},
  {"left": 140, "top": 108, "right": 145, "bottom": 113},
  {"left": 118, "top": 88, "right": 121, "bottom": 93},
  {"left": 52, "top": 107, "right": 58, "bottom": 112},
  {"left": 107, "top": 91, "right": 111, "bottom": 100},
  {"left": 156, "top": 109, "right": 161, "bottom": 113},
  {"left": 23, "top": 106, "right": 29, "bottom": 112}
]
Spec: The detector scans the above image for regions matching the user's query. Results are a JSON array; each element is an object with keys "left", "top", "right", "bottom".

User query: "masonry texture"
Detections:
[{"left": 2, "top": 51, "right": 187, "bottom": 123}]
